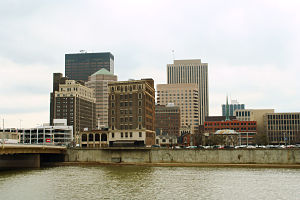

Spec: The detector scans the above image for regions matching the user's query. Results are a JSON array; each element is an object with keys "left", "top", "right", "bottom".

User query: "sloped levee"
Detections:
[{"left": 66, "top": 148, "right": 300, "bottom": 164}]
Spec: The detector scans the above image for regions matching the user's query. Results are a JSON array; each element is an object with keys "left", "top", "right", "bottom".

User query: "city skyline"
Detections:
[{"left": 1, "top": 0, "right": 300, "bottom": 128}]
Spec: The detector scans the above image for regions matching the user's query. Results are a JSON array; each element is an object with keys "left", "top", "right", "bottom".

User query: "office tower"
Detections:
[
  {"left": 155, "top": 104, "right": 181, "bottom": 137},
  {"left": 264, "top": 113, "right": 300, "bottom": 145},
  {"left": 167, "top": 59, "right": 208, "bottom": 125},
  {"left": 156, "top": 83, "right": 199, "bottom": 134},
  {"left": 65, "top": 52, "right": 114, "bottom": 81},
  {"left": 85, "top": 69, "right": 117, "bottom": 129},
  {"left": 50, "top": 73, "right": 96, "bottom": 140},
  {"left": 222, "top": 99, "right": 245, "bottom": 116},
  {"left": 108, "top": 79, "right": 156, "bottom": 147}
]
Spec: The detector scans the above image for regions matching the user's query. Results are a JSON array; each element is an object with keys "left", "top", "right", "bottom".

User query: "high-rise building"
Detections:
[
  {"left": 156, "top": 83, "right": 199, "bottom": 134},
  {"left": 222, "top": 99, "right": 245, "bottom": 116},
  {"left": 50, "top": 73, "right": 96, "bottom": 141},
  {"left": 85, "top": 69, "right": 117, "bottom": 129},
  {"left": 108, "top": 79, "right": 156, "bottom": 147},
  {"left": 65, "top": 52, "right": 114, "bottom": 81},
  {"left": 167, "top": 59, "right": 208, "bottom": 125},
  {"left": 155, "top": 104, "right": 181, "bottom": 137},
  {"left": 264, "top": 112, "right": 300, "bottom": 145}
]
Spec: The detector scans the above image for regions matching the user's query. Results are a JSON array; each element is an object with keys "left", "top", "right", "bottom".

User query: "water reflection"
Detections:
[{"left": 0, "top": 166, "right": 299, "bottom": 200}]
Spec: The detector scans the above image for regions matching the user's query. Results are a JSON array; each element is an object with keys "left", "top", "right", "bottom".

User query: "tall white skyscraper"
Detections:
[{"left": 167, "top": 59, "right": 208, "bottom": 125}]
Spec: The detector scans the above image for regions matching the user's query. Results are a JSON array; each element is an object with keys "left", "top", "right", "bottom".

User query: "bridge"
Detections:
[{"left": 0, "top": 144, "right": 66, "bottom": 169}]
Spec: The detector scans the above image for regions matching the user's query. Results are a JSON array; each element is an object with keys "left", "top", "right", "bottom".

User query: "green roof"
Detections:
[{"left": 91, "top": 68, "right": 113, "bottom": 76}]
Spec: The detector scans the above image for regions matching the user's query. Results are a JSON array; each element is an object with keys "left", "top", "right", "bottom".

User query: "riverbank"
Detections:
[
  {"left": 66, "top": 148, "right": 300, "bottom": 165},
  {"left": 43, "top": 161, "right": 300, "bottom": 169}
]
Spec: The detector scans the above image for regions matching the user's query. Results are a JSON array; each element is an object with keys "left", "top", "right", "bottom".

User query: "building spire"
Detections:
[{"left": 225, "top": 94, "right": 230, "bottom": 121}]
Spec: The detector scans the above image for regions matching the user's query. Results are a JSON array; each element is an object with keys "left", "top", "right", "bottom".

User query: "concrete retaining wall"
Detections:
[{"left": 66, "top": 148, "right": 300, "bottom": 164}]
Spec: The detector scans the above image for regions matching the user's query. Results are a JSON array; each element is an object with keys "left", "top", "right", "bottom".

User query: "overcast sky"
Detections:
[{"left": 0, "top": 0, "right": 300, "bottom": 128}]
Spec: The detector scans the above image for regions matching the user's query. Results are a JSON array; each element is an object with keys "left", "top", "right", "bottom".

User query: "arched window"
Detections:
[
  {"left": 82, "top": 134, "right": 87, "bottom": 142},
  {"left": 101, "top": 134, "right": 107, "bottom": 141},
  {"left": 88, "top": 134, "right": 94, "bottom": 142},
  {"left": 95, "top": 133, "right": 100, "bottom": 141}
]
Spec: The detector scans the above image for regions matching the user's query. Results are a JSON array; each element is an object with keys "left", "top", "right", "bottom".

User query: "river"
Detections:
[{"left": 0, "top": 166, "right": 299, "bottom": 200}]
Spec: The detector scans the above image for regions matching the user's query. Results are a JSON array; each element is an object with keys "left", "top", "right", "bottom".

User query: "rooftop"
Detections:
[{"left": 91, "top": 68, "right": 114, "bottom": 76}]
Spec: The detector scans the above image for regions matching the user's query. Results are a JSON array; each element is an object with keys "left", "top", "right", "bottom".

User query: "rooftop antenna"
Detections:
[
  {"left": 172, "top": 50, "right": 175, "bottom": 61},
  {"left": 80, "top": 50, "right": 87, "bottom": 53}
]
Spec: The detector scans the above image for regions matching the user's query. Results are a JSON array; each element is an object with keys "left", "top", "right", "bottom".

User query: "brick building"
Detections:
[
  {"left": 155, "top": 104, "right": 180, "bottom": 137},
  {"left": 108, "top": 79, "right": 155, "bottom": 147},
  {"left": 204, "top": 120, "right": 257, "bottom": 145},
  {"left": 50, "top": 73, "right": 96, "bottom": 141}
]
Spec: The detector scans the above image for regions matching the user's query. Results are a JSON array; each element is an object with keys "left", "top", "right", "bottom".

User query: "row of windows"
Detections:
[
  {"left": 111, "top": 132, "right": 143, "bottom": 138},
  {"left": 111, "top": 124, "right": 143, "bottom": 130},
  {"left": 111, "top": 84, "right": 143, "bottom": 92},
  {"left": 268, "top": 120, "right": 300, "bottom": 125},
  {"left": 268, "top": 114, "right": 300, "bottom": 120},
  {"left": 81, "top": 133, "right": 107, "bottom": 142}
]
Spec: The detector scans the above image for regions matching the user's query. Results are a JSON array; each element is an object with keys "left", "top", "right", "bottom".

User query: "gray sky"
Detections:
[{"left": 1, "top": 0, "right": 300, "bottom": 128}]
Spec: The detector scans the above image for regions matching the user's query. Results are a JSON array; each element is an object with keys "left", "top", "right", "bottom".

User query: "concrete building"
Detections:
[
  {"left": 167, "top": 59, "right": 208, "bottom": 125},
  {"left": 50, "top": 73, "right": 96, "bottom": 141},
  {"left": 264, "top": 112, "right": 300, "bottom": 145},
  {"left": 155, "top": 104, "right": 181, "bottom": 137},
  {"left": 1, "top": 119, "right": 73, "bottom": 145},
  {"left": 222, "top": 99, "right": 245, "bottom": 116},
  {"left": 156, "top": 84, "right": 199, "bottom": 134},
  {"left": 79, "top": 129, "right": 109, "bottom": 148},
  {"left": 155, "top": 134, "right": 178, "bottom": 147},
  {"left": 234, "top": 109, "right": 274, "bottom": 135},
  {"left": 85, "top": 69, "right": 117, "bottom": 129},
  {"left": 204, "top": 120, "right": 257, "bottom": 145},
  {"left": 108, "top": 79, "right": 156, "bottom": 147},
  {"left": 65, "top": 52, "right": 114, "bottom": 81}
]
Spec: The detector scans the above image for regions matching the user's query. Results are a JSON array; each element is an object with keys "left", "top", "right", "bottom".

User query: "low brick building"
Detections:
[
  {"left": 204, "top": 120, "right": 257, "bottom": 145},
  {"left": 79, "top": 129, "right": 109, "bottom": 148}
]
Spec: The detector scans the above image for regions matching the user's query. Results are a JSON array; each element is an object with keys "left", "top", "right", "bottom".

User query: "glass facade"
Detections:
[{"left": 65, "top": 52, "right": 114, "bottom": 81}]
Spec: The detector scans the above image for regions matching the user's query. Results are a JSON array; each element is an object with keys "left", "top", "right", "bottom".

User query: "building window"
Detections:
[
  {"left": 139, "top": 132, "right": 142, "bottom": 137},
  {"left": 88, "top": 134, "right": 93, "bottom": 142},
  {"left": 111, "top": 102, "right": 114, "bottom": 107},
  {"left": 112, "top": 133, "right": 114, "bottom": 138},
  {"left": 95, "top": 134, "right": 100, "bottom": 141},
  {"left": 130, "top": 132, "right": 132, "bottom": 137},
  {"left": 121, "top": 132, "right": 123, "bottom": 138},
  {"left": 139, "top": 101, "right": 142, "bottom": 107},
  {"left": 125, "top": 132, "right": 128, "bottom": 137},
  {"left": 138, "top": 93, "right": 142, "bottom": 99},
  {"left": 101, "top": 134, "right": 107, "bottom": 141},
  {"left": 138, "top": 116, "right": 142, "bottom": 122},
  {"left": 82, "top": 134, "right": 87, "bottom": 142}
]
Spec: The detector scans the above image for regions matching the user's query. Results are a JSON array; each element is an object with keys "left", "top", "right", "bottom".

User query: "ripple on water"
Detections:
[{"left": 0, "top": 166, "right": 299, "bottom": 200}]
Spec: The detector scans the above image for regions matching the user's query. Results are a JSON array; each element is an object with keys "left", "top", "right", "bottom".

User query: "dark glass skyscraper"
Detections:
[{"left": 65, "top": 52, "right": 114, "bottom": 81}]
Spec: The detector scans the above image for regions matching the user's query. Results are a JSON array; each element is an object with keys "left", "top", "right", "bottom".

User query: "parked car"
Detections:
[
  {"left": 186, "top": 146, "right": 197, "bottom": 149},
  {"left": 151, "top": 145, "right": 160, "bottom": 148}
]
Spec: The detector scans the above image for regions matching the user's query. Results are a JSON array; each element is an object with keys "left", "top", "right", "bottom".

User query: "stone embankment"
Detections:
[{"left": 65, "top": 148, "right": 300, "bottom": 167}]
